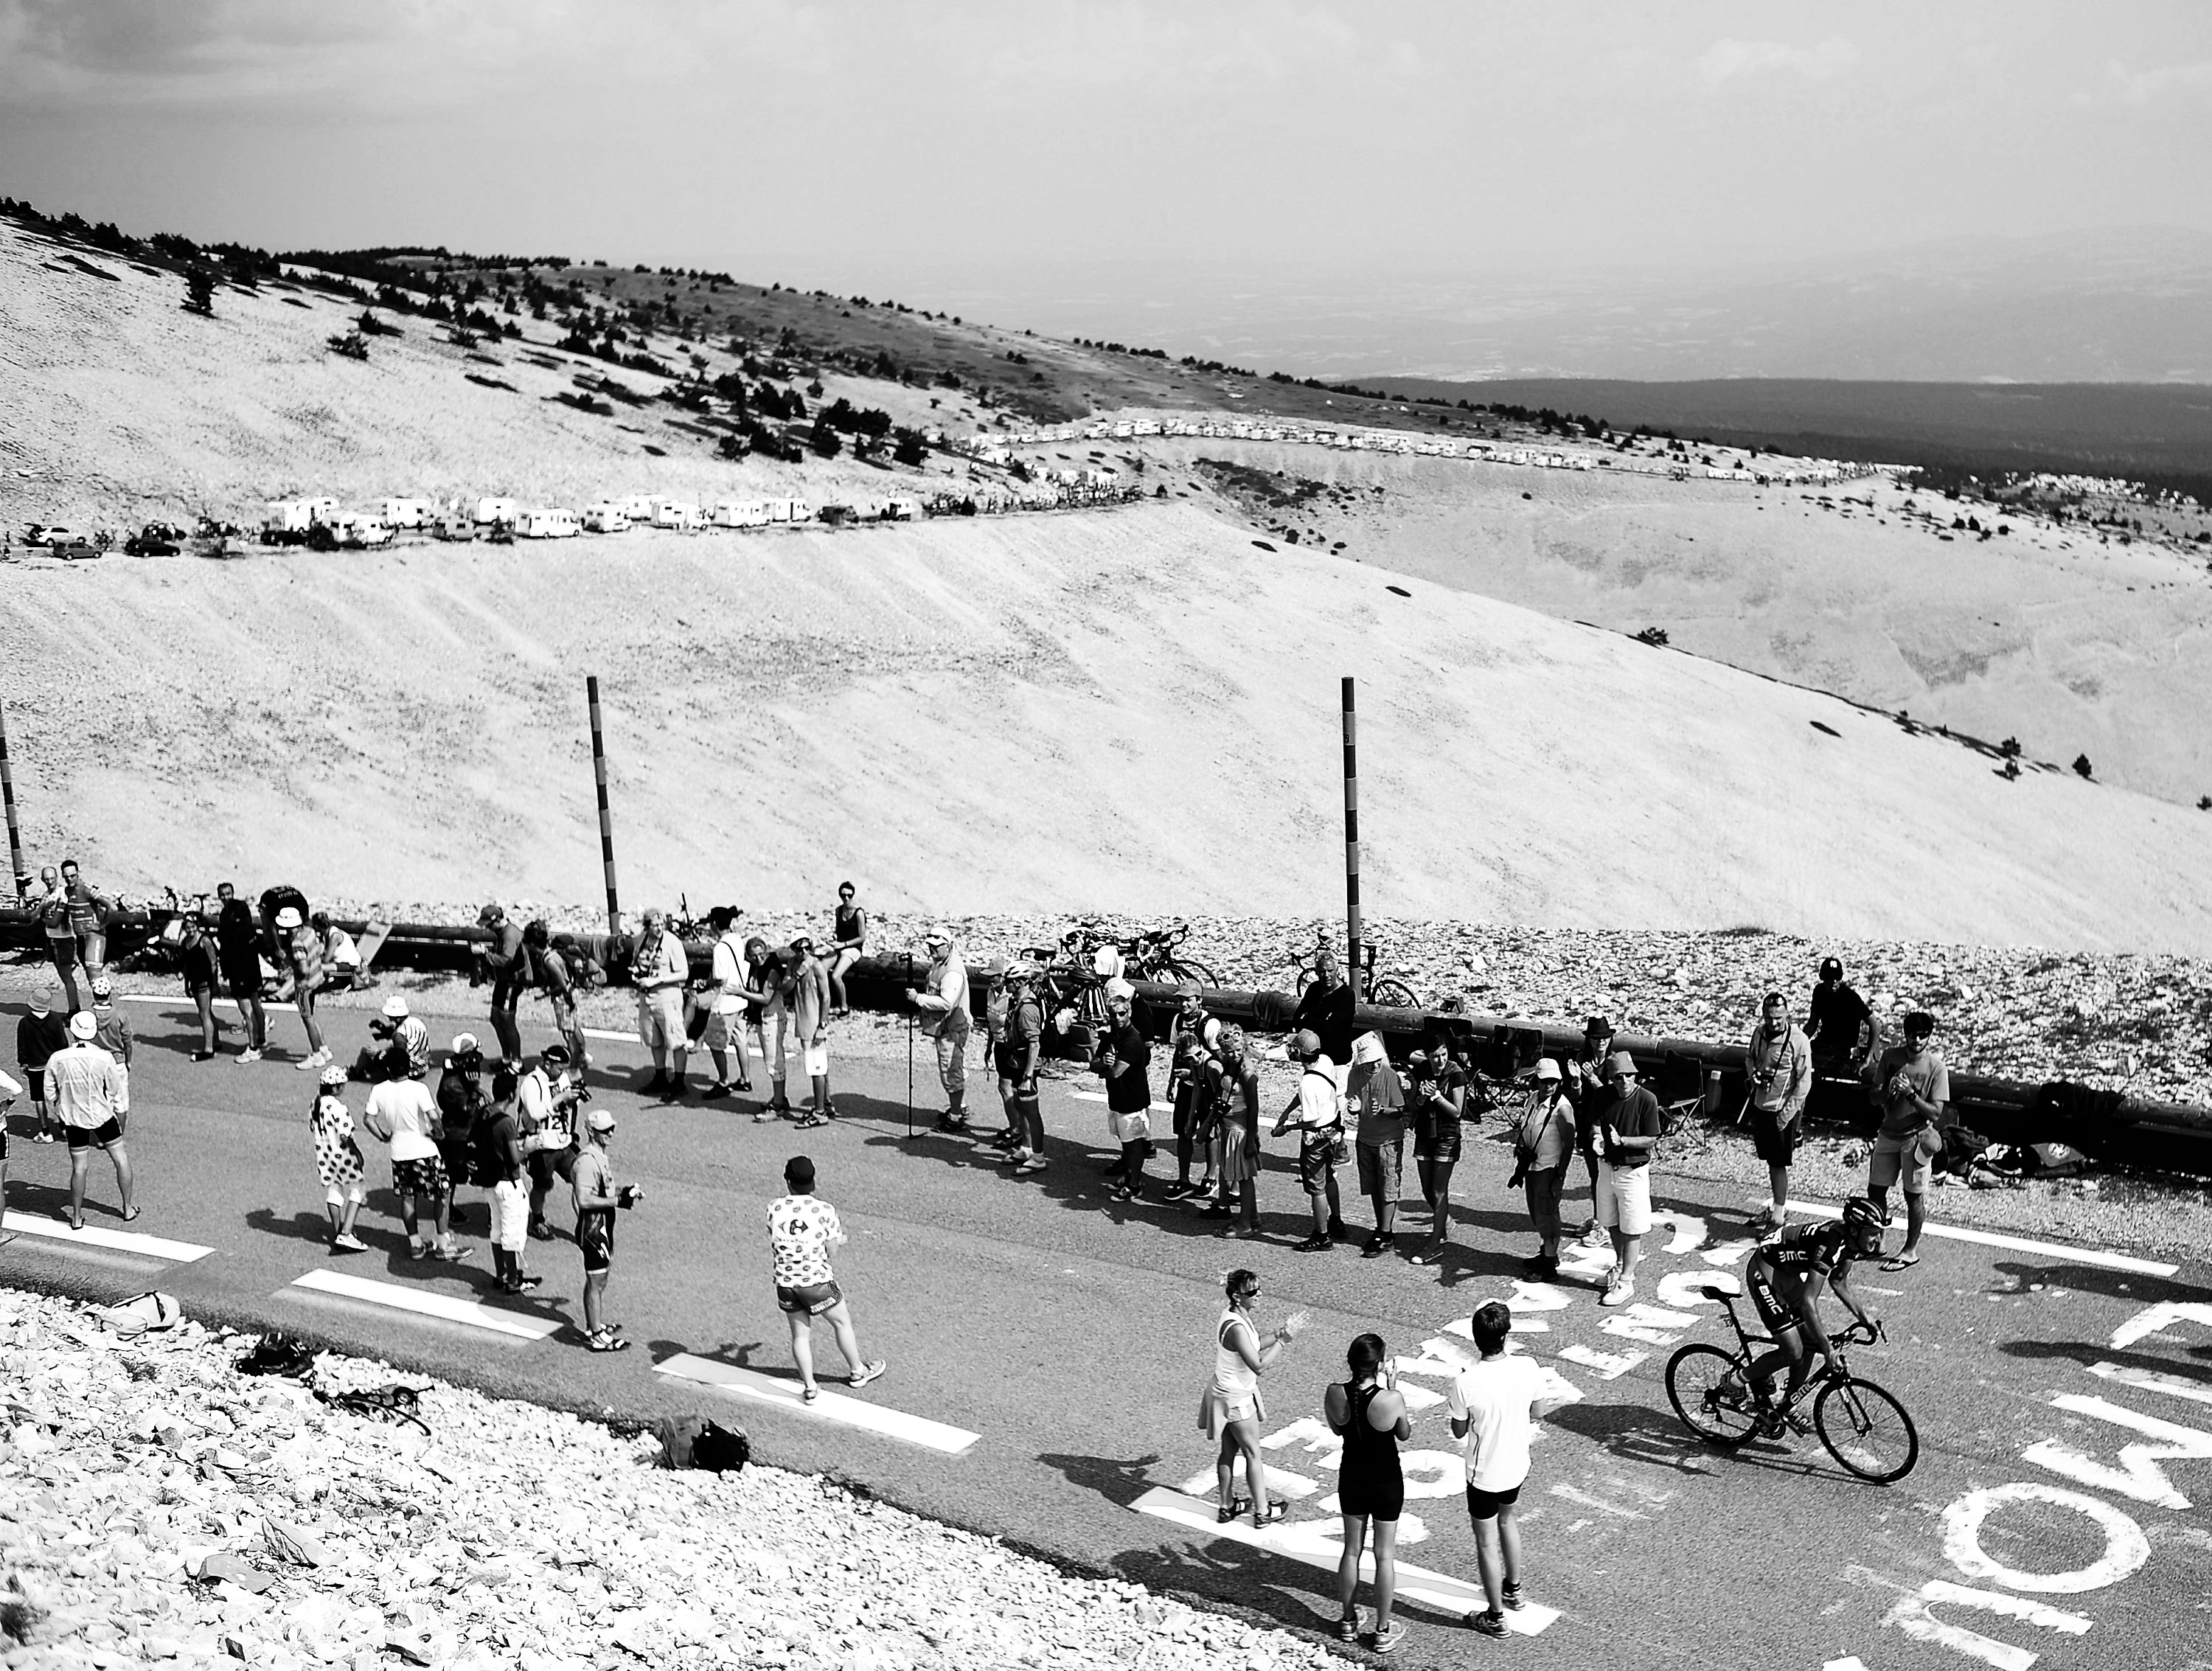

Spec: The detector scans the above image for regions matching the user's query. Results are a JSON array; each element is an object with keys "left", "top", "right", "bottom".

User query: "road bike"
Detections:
[
  {"left": 1120, "top": 920, "right": 1219, "bottom": 988},
  {"left": 1665, "top": 1289, "right": 1919, "bottom": 1483},
  {"left": 1293, "top": 937, "right": 1421, "bottom": 1010}
]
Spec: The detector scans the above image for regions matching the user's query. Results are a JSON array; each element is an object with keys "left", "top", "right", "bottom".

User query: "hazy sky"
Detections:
[{"left": 4, "top": 1, "right": 2211, "bottom": 311}]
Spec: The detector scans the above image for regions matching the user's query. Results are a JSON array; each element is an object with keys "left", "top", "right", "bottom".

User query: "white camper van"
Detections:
[
  {"left": 581, "top": 501, "right": 630, "bottom": 533},
  {"left": 712, "top": 500, "right": 769, "bottom": 529},
  {"left": 474, "top": 496, "right": 521, "bottom": 527},
  {"left": 518, "top": 507, "right": 580, "bottom": 538},
  {"left": 380, "top": 498, "right": 431, "bottom": 529},
  {"left": 652, "top": 500, "right": 704, "bottom": 531}
]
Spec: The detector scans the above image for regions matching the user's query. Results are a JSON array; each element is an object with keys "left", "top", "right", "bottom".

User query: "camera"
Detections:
[{"left": 617, "top": 1184, "right": 641, "bottom": 1209}]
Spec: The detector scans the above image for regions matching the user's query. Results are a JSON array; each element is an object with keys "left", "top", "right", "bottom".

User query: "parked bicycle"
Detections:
[
  {"left": 1121, "top": 921, "right": 1219, "bottom": 988},
  {"left": 1665, "top": 1288, "right": 1919, "bottom": 1482},
  {"left": 1294, "top": 937, "right": 1421, "bottom": 1010}
]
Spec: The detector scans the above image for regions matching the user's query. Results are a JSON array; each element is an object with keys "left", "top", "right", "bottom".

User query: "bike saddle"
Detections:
[{"left": 1697, "top": 1281, "right": 1742, "bottom": 1302}]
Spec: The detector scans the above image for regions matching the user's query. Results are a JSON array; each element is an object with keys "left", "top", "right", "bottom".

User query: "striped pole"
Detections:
[
  {"left": 1342, "top": 675, "right": 1361, "bottom": 975},
  {"left": 0, "top": 701, "right": 24, "bottom": 898},
  {"left": 586, "top": 675, "right": 622, "bottom": 937}
]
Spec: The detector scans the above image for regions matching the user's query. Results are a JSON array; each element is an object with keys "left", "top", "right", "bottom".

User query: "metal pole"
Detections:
[
  {"left": 0, "top": 701, "right": 23, "bottom": 898},
  {"left": 586, "top": 676, "right": 621, "bottom": 937},
  {"left": 1341, "top": 675, "right": 1361, "bottom": 973}
]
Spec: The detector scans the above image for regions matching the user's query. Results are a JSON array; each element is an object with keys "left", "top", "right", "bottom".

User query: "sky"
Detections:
[{"left": 4, "top": 1, "right": 2211, "bottom": 372}]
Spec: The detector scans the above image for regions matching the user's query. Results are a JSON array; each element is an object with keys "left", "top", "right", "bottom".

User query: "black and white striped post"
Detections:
[
  {"left": 0, "top": 701, "right": 24, "bottom": 898},
  {"left": 585, "top": 676, "right": 622, "bottom": 937},
  {"left": 1341, "top": 675, "right": 1361, "bottom": 973}
]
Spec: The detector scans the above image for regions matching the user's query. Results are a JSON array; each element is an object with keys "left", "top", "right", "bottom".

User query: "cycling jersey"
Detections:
[{"left": 1747, "top": 1221, "right": 1854, "bottom": 1333}]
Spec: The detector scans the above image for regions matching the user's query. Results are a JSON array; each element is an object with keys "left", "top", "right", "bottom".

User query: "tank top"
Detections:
[
  {"left": 1214, "top": 1307, "right": 1259, "bottom": 1395},
  {"left": 834, "top": 903, "right": 863, "bottom": 948},
  {"left": 1335, "top": 1380, "right": 1402, "bottom": 1490}
]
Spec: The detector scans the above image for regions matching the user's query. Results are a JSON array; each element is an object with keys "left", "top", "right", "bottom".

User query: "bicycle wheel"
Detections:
[
  {"left": 1165, "top": 956, "right": 1219, "bottom": 989},
  {"left": 1815, "top": 1377, "right": 1919, "bottom": 1483},
  {"left": 1666, "top": 1344, "right": 1759, "bottom": 1448},
  {"left": 1370, "top": 978, "right": 1422, "bottom": 1010}
]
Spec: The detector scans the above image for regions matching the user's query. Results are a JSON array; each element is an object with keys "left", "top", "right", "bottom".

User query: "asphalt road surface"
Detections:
[{"left": 7, "top": 996, "right": 2210, "bottom": 1671}]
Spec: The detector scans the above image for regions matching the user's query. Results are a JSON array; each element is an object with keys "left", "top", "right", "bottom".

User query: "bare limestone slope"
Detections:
[{"left": 4, "top": 499, "right": 2207, "bottom": 953}]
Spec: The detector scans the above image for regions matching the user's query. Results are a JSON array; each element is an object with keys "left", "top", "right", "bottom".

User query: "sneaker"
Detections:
[
  {"left": 700, "top": 1083, "right": 731, "bottom": 1101},
  {"left": 849, "top": 1360, "right": 886, "bottom": 1389},
  {"left": 293, "top": 1052, "right": 323, "bottom": 1071},
  {"left": 1015, "top": 1156, "right": 1048, "bottom": 1174},
  {"left": 514, "top": 1274, "right": 544, "bottom": 1290},
  {"left": 1361, "top": 1233, "right": 1396, "bottom": 1260},
  {"left": 31, "top": 1130, "right": 56, "bottom": 1144},
  {"left": 332, "top": 1234, "right": 368, "bottom": 1251},
  {"left": 237, "top": 1048, "right": 263, "bottom": 1064},
  {"left": 1293, "top": 1234, "right": 1332, "bottom": 1252},
  {"left": 753, "top": 1108, "right": 776, "bottom": 1123},
  {"left": 1336, "top": 1613, "right": 1360, "bottom": 1644},
  {"left": 1000, "top": 1146, "right": 1031, "bottom": 1164},
  {"left": 431, "top": 1242, "right": 470, "bottom": 1262},
  {"left": 191, "top": 1050, "right": 216, "bottom": 1063},
  {"left": 1108, "top": 1186, "right": 1134, "bottom": 1203},
  {"left": 1364, "top": 1622, "right": 1406, "bottom": 1653},
  {"left": 1579, "top": 1222, "right": 1610, "bottom": 1249},
  {"left": 409, "top": 1241, "right": 431, "bottom": 1260},
  {"left": 1599, "top": 1279, "right": 1635, "bottom": 1307},
  {"left": 1521, "top": 1253, "right": 1558, "bottom": 1279},
  {"left": 1501, "top": 1582, "right": 1524, "bottom": 1611},
  {"left": 1164, "top": 1181, "right": 1197, "bottom": 1202},
  {"left": 1326, "top": 1217, "right": 1349, "bottom": 1241},
  {"left": 1467, "top": 1609, "right": 1507, "bottom": 1639}
]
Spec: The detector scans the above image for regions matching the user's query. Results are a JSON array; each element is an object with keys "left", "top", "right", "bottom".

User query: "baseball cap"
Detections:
[
  {"left": 785, "top": 1154, "right": 816, "bottom": 1187},
  {"left": 1290, "top": 1028, "right": 1321, "bottom": 1059},
  {"left": 1534, "top": 1057, "right": 1562, "bottom": 1081},
  {"left": 1604, "top": 1049, "right": 1639, "bottom": 1079},
  {"left": 585, "top": 1108, "right": 617, "bottom": 1134},
  {"left": 540, "top": 1043, "right": 572, "bottom": 1066},
  {"left": 922, "top": 924, "right": 951, "bottom": 945},
  {"left": 451, "top": 1032, "right": 480, "bottom": 1055},
  {"left": 69, "top": 1010, "right": 97, "bottom": 1041},
  {"left": 478, "top": 903, "right": 503, "bottom": 924},
  {"left": 381, "top": 995, "right": 410, "bottom": 1019},
  {"left": 91, "top": 980, "right": 112, "bottom": 1001},
  {"left": 274, "top": 906, "right": 303, "bottom": 929}
]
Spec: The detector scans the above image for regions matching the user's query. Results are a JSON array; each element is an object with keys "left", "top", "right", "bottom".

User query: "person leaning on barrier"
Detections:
[
  {"left": 310, "top": 911, "right": 361, "bottom": 993},
  {"left": 1293, "top": 945, "right": 1357, "bottom": 1093}
]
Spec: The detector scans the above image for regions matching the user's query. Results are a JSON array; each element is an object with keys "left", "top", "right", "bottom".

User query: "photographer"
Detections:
[
  {"left": 353, "top": 994, "right": 428, "bottom": 1085},
  {"left": 435, "top": 1033, "right": 489, "bottom": 1234},
  {"left": 524, "top": 919, "right": 589, "bottom": 1070},
  {"left": 520, "top": 1043, "right": 585, "bottom": 1242},
  {"left": 571, "top": 1108, "right": 639, "bottom": 1352}
]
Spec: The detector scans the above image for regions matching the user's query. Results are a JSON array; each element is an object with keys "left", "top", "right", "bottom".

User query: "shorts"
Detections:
[
  {"left": 1356, "top": 1136, "right": 1405, "bottom": 1198},
  {"left": 1869, "top": 1130, "right": 1935, "bottom": 1194},
  {"left": 1339, "top": 1470, "right": 1405, "bottom": 1524},
  {"left": 529, "top": 1147, "right": 577, "bottom": 1191},
  {"left": 637, "top": 987, "right": 684, "bottom": 1049},
  {"left": 1746, "top": 1260, "right": 1802, "bottom": 1340},
  {"left": 185, "top": 973, "right": 216, "bottom": 998},
  {"left": 1197, "top": 1381, "right": 1267, "bottom": 1440},
  {"left": 1297, "top": 1136, "right": 1341, "bottom": 1195},
  {"left": 66, "top": 1118, "right": 124, "bottom": 1152},
  {"left": 1465, "top": 1481, "right": 1523, "bottom": 1522},
  {"left": 324, "top": 1180, "right": 367, "bottom": 1208},
  {"left": 27, "top": 1066, "right": 46, "bottom": 1102},
  {"left": 703, "top": 1009, "right": 742, "bottom": 1050},
  {"left": 579, "top": 1214, "right": 614, "bottom": 1274},
  {"left": 776, "top": 1279, "right": 844, "bottom": 1316},
  {"left": 1413, "top": 1115, "right": 1462, "bottom": 1164},
  {"left": 392, "top": 1155, "right": 448, "bottom": 1198},
  {"left": 490, "top": 1178, "right": 529, "bottom": 1253},
  {"left": 994, "top": 1043, "right": 1034, "bottom": 1082},
  {"left": 437, "top": 1137, "right": 477, "bottom": 1189},
  {"left": 1594, "top": 1160, "right": 1652, "bottom": 1236},
  {"left": 1750, "top": 1109, "right": 1800, "bottom": 1165},
  {"left": 220, "top": 954, "right": 262, "bottom": 996}
]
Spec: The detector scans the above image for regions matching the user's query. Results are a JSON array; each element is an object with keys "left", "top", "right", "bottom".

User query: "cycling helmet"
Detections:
[{"left": 1840, "top": 1196, "right": 1889, "bottom": 1254}]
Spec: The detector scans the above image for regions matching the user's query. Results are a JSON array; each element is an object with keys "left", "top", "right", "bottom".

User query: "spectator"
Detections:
[
  {"left": 1202, "top": 1024, "right": 1263, "bottom": 1237},
  {"left": 48, "top": 1010, "right": 135, "bottom": 1229},
  {"left": 1200, "top": 1268, "right": 1294, "bottom": 1526},
  {"left": 310, "top": 912, "right": 361, "bottom": 993},
  {"left": 701, "top": 907, "right": 751, "bottom": 1099},
  {"left": 89, "top": 982, "right": 132, "bottom": 1124},
  {"left": 738, "top": 937, "right": 782, "bottom": 1122},
  {"left": 1292, "top": 944, "right": 1357, "bottom": 1092},
  {"left": 175, "top": 914, "right": 222, "bottom": 1060},
  {"left": 524, "top": 920, "right": 591, "bottom": 1070},
  {"left": 1562, "top": 1015, "right": 1615, "bottom": 1247},
  {"left": 213, "top": 882, "right": 268, "bottom": 1063},
  {"left": 29, "top": 866, "right": 82, "bottom": 1012},
  {"left": 478, "top": 903, "right": 529, "bottom": 1063},
  {"left": 991, "top": 959, "right": 1048, "bottom": 1173},
  {"left": 1588, "top": 1052, "right": 1661, "bottom": 1306},
  {"left": 1273, "top": 1028, "right": 1348, "bottom": 1251},
  {"left": 572, "top": 1108, "right": 636, "bottom": 1352},
  {"left": 57, "top": 859, "right": 111, "bottom": 991},
  {"left": 1745, "top": 992, "right": 1814, "bottom": 1231},
  {"left": 1866, "top": 1010, "right": 1950, "bottom": 1272},
  {"left": 907, "top": 927, "right": 973, "bottom": 1135},
  {"left": 783, "top": 936, "right": 835, "bottom": 1128},
  {"left": 434, "top": 1032, "right": 487, "bottom": 1234},
  {"left": 274, "top": 906, "right": 332, "bottom": 1072},
  {"left": 364, "top": 1059, "right": 463, "bottom": 1261},
  {"left": 1346, "top": 1032, "right": 1407, "bottom": 1258},
  {"left": 0, "top": 1066, "right": 17, "bottom": 1246},
  {"left": 827, "top": 881, "right": 867, "bottom": 1017},
  {"left": 307, "top": 1063, "right": 369, "bottom": 1251},
  {"left": 631, "top": 907, "right": 691, "bottom": 1101},
  {"left": 768, "top": 1155, "right": 885, "bottom": 1401},
  {"left": 16, "top": 987, "right": 68, "bottom": 1142},
  {"left": 1508, "top": 1060, "right": 1571, "bottom": 1279},
  {"left": 353, "top": 993, "right": 428, "bottom": 1084},
  {"left": 1448, "top": 1300, "right": 1565, "bottom": 1639},
  {"left": 1164, "top": 986, "right": 1215, "bottom": 1202},
  {"left": 1326, "top": 1331, "right": 1411, "bottom": 1651},
  {"left": 1406, "top": 1027, "right": 1469, "bottom": 1267},
  {"left": 480, "top": 1063, "right": 539, "bottom": 1293},
  {"left": 1806, "top": 956, "right": 1877, "bottom": 1080},
  {"left": 1093, "top": 985, "right": 1152, "bottom": 1201},
  {"left": 519, "top": 1043, "right": 582, "bottom": 1242}
]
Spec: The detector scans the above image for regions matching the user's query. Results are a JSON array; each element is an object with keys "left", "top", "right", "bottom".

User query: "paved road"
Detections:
[{"left": 7, "top": 996, "right": 2211, "bottom": 1671}]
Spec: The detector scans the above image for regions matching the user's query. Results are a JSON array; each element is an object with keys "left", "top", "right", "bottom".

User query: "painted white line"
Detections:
[
  {"left": 119, "top": 993, "right": 300, "bottom": 1015},
  {"left": 1067, "top": 1088, "right": 1178, "bottom": 1113},
  {"left": 656, "top": 1352, "right": 978, "bottom": 1454},
  {"left": 1130, "top": 1488, "right": 1559, "bottom": 1634},
  {"left": 2087, "top": 1361, "right": 2212, "bottom": 1406},
  {"left": 1, "top": 1215, "right": 215, "bottom": 1263},
  {"left": 1792, "top": 1200, "right": 2180, "bottom": 1277},
  {"left": 288, "top": 1269, "right": 563, "bottom": 1340}
]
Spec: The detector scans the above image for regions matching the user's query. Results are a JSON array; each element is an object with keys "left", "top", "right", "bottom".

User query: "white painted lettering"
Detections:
[
  {"left": 1883, "top": 1579, "right": 2090, "bottom": 1670},
  {"left": 1658, "top": 1269, "right": 1739, "bottom": 1310},
  {"left": 2108, "top": 1301, "right": 2212, "bottom": 1352},
  {"left": 1599, "top": 1303, "right": 1700, "bottom": 1345},
  {"left": 1559, "top": 1342, "right": 1647, "bottom": 1380},
  {"left": 1941, "top": 1482, "right": 2150, "bottom": 1594},
  {"left": 2020, "top": 1394, "right": 2212, "bottom": 1510},
  {"left": 1646, "top": 1209, "right": 1710, "bottom": 1254},
  {"left": 2087, "top": 1361, "right": 2212, "bottom": 1408}
]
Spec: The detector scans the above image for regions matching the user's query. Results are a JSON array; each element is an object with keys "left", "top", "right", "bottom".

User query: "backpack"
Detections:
[
  {"left": 656, "top": 1415, "right": 750, "bottom": 1473},
  {"left": 236, "top": 1331, "right": 319, "bottom": 1378}
]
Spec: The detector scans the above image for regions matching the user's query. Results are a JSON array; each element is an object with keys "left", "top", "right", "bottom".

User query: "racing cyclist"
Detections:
[{"left": 1736, "top": 1195, "right": 1888, "bottom": 1434}]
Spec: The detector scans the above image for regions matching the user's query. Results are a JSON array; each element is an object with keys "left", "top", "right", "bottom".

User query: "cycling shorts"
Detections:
[{"left": 1746, "top": 1258, "right": 1805, "bottom": 1340}]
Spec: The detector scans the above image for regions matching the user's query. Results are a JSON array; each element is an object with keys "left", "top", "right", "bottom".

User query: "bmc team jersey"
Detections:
[{"left": 1747, "top": 1221, "right": 1854, "bottom": 1327}]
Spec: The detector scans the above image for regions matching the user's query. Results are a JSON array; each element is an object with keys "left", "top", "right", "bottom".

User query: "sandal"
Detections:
[
  {"left": 1881, "top": 1252, "right": 1921, "bottom": 1271},
  {"left": 122, "top": 1207, "right": 142, "bottom": 1223},
  {"left": 586, "top": 1331, "right": 629, "bottom": 1353},
  {"left": 1253, "top": 1498, "right": 1287, "bottom": 1526},
  {"left": 800, "top": 1384, "right": 821, "bottom": 1403},
  {"left": 1218, "top": 1498, "right": 1251, "bottom": 1524}
]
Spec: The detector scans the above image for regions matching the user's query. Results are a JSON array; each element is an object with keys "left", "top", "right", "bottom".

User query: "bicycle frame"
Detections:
[{"left": 1702, "top": 1283, "right": 1863, "bottom": 1409}]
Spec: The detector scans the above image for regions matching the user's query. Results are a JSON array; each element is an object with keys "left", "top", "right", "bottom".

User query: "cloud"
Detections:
[
  {"left": 1697, "top": 35, "right": 1859, "bottom": 89},
  {"left": 2098, "top": 58, "right": 2212, "bottom": 105}
]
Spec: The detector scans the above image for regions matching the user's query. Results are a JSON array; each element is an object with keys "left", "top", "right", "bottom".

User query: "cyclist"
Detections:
[{"left": 1736, "top": 1196, "right": 1888, "bottom": 1434}]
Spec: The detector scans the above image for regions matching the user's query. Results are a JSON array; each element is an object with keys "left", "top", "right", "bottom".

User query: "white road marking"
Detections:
[
  {"left": 1941, "top": 1482, "right": 2149, "bottom": 1594},
  {"left": 1791, "top": 1201, "right": 2179, "bottom": 1277},
  {"left": 655, "top": 1352, "right": 979, "bottom": 1454},
  {"left": 288, "top": 1269, "right": 563, "bottom": 1341},
  {"left": 1824, "top": 1659, "right": 1871, "bottom": 1670},
  {"left": 1130, "top": 1487, "right": 1559, "bottom": 1633},
  {"left": 1065, "top": 1088, "right": 1178, "bottom": 1113},
  {"left": 1657, "top": 1270, "right": 1738, "bottom": 1310},
  {"left": 1547, "top": 1481, "right": 1644, "bottom": 1518},
  {"left": 1176, "top": 1464, "right": 1324, "bottom": 1500},
  {"left": 1558, "top": 1344, "right": 1647, "bottom": 1380},
  {"left": 1646, "top": 1210, "right": 1708, "bottom": 1254},
  {"left": 2109, "top": 1300, "right": 2212, "bottom": 1349},
  {"left": 0, "top": 1216, "right": 215, "bottom": 1264},
  {"left": 1599, "top": 1304, "right": 1699, "bottom": 1345},
  {"left": 2022, "top": 1393, "right": 2212, "bottom": 1510},
  {"left": 2087, "top": 1360, "right": 2212, "bottom": 1407},
  {"left": 119, "top": 993, "right": 301, "bottom": 1015},
  {"left": 1884, "top": 1578, "right": 2090, "bottom": 1670}
]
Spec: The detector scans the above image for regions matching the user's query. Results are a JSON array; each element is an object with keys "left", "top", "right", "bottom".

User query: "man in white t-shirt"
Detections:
[
  {"left": 632, "top": 907, "right": 692, "bottom": 1101},
  {"left": 1270, "top": 1029, "right": 1346, "bottom": 1252},
  {"left": 1447, "top": 1301, "right": 1567, "bottom": 1637},
  {"left": 700, "top": 907, "right": 752, "bottom": 1100},
  {"left": 768, "top": 1155, "right": 884, "bottom": 1401},
  {"left": 366, "top": 1067, "right": 464, "bottom": 1261}
]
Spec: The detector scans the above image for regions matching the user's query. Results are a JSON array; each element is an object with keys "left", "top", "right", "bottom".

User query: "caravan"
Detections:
[
  {"left": 712, "top": 499, "right": 770, "bottom": 529},
  {"left": 474, "top": 496, "right": 521, "bottom": 527},
  {"left": 616, "top": 495, "right": 658, "bottom": 523},
  {"left": 652, "top": 499, "right": 704, "bottom": 531},
  {"left": 517, "top": 507, "right": 580, "bottom": 539},
  {"left": 581, "top": 501, "right": 630, "bottom": 533},
  {"left": 380, "top": 498, "right": 431, "bottom": 529}
]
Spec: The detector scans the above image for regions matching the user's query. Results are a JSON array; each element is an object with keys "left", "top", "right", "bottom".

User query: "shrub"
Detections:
[
  {"left": 810, "top": 423, "right": 842, "bottom": 459},
  {"left": 1999, "top": 736, "right": 2022, "bottom": 757},
  {"left": 1633, "top": 626, "right": 1670, "bottom": 647},
  {"left": 326, "top": 332, "right": 369, "bottom": 361},
  {"left": 181, "top": 268, "right": 216, "bottom": 316},
  {"left": 2073, "top": 754, "right": 2094, "bottom": 779},
  {"left": 892, "top": 430, "right": 926, "bottom": 467}
]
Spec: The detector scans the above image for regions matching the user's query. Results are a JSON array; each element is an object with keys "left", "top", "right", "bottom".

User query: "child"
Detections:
[{"left": 309, "top": 1064, "right": 369, "bottom": 1251}]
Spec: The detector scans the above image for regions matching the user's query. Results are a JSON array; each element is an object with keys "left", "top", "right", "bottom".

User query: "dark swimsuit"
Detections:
[{"left": 1333, "top": 1380, "right": 1405, "bottom": 1522}]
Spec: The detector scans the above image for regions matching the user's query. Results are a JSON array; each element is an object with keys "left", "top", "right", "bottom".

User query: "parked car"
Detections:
[
  {"left": 27, "top": 524, "right": 88, "bottom": 548},
  {"left": 125, "top": 528, "right": 179, "bottom": 556}
]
